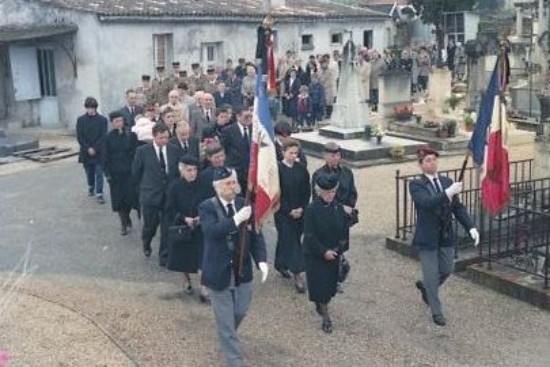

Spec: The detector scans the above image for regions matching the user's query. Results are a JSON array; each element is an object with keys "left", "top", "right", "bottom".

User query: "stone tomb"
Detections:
[
  {"left": 378, "top": 70, "right": 412, "bottom": 118},
  {"left": 0, "top": 129, "right": 39, "bottom": 157},
  {"left": 293, "top": 131, "right": 426, "bottom": 163}
]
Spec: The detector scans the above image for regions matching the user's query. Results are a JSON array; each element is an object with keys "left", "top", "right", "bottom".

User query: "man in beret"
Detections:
[
  {"left": 410, "top": 147, "right": 480, "bottom": 326},
  {"left": 135, "top": 75, "right": 156, "bottom": 110},
  {"left": 188, "top": 63, "right": 208, "bottom": 94},
  {"left": 198, "top": 167, "right": 268, "bottom": 367},
  {"left": 152, "top": 65, "right": 171, "bottom": 105}
]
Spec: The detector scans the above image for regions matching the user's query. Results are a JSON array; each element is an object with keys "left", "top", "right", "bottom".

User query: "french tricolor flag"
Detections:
[
  {"left": 468, "top": 55, "right": 510, "bottom": 215},
  {"left": 247, "top": 64, "right": 280, "bottom": 227}
]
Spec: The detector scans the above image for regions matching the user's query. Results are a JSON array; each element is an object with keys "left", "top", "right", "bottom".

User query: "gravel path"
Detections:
[{"left": 0, "top": 136, "right": 548, "bottom": 367}]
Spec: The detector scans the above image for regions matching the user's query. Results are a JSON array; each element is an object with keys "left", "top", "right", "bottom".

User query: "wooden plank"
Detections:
[{"left": 11, "top": 146, "right": 57, "bottom": 156}]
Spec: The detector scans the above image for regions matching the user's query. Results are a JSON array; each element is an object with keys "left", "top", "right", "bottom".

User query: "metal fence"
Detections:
[{"left": 481, "top": 178, "right": 550, "bottom": 288}]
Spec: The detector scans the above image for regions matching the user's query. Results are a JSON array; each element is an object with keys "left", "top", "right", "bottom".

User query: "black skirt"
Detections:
[
  {"left": 167, "top": 229, "right": 204, "bottom": 273},
  {"left": 108, "top": 172, "right": 137, "bottom": 212},
  {"left": 305, "top": 254, "right": 338, "bottom": 304},
  {"left": 274, "top": 214, "right": 305, "bottom": 274}
]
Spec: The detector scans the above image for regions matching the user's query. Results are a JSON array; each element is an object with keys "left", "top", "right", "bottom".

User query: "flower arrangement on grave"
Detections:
[
  {"left": 389, "top": 144, "right": 405, "bottom": 159},
  {"left": 423, "top": 120, "right": 440, "bottom": 129},
  {"left": 372, "top": 123, "right": 385, "bottom": 144},
  {"left": 445, "top": 94, "right": 464, "bottom": 111},
  {"left": 393, "top": 104, "right": 414, "bottom": 120},
  {"left": 443, "top": 119, "right": 457, "bottom": 137}
]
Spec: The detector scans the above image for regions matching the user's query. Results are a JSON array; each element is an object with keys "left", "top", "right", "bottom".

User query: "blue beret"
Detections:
[
  {"left": 179, "top": 155, "right": 200, "bottom": 166},
  {"left": 212, "top": 166, "right": 233, "bottom": 182}
]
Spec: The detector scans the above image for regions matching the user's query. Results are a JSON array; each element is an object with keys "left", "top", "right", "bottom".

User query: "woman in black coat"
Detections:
[
  {"left": 274, "top": 139, "right": 310, "bottom": 293},
  {"left": 101, "top": 111, "right": 139, "bottom": 235},
  {"left": 303, "top": 172, "right": 350, "bottom": 333},
  {"left": 165, "top": 155, "right": 209, "bottom": 302}
]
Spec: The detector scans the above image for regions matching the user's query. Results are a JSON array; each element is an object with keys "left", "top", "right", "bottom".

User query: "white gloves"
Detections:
[
  {"left": 233, "top": 206, "right": 252, "bottom": 226},
  {"left": 445, "top": 182, "right": 463, "bottom": 200},
  {"left": 258, "top": 262, "right": 268, "bottom": 283},
  {"left": 469, "top": 228, "right": 480, "bottom": 247}
]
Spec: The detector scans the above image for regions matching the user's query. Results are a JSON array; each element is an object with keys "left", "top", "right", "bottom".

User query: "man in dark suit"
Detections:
[
  {"left": 199, "top": 143, "right": 227, "bottom": 199},
  {"left": 169, "top": 122, "right": 200, "bottom": 160},
  {"left": 221, "top": 108, "right": 252, "bottom": 194},
  {"left": 119, "top": 89, "right": 141, "bottom": 131},
  {"left": 202, "top": 106, "right": 232, "bottom": 142},
  {"left": 132, "top": 123, "right": 179, "bottom": 265},
  {"left": 76, "top": 97, "right": 108, "bottom": 204},
  {"left": 190, "top": 92, "right": 216, "bottom": 140},
  {"left": 198, "top": 166, "right": 268, "bottom": 367},
  {"left": 213, "top": 82, "right": 232, "bottom": 107},
  {"left": 409, "top": 147, "right": 479, "bottom": 326}
]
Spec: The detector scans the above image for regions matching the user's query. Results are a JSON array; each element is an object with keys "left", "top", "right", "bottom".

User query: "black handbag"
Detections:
[
  {"left": 168, "top": 213, "right": 193, "bottom": 245},
  {"left": 338, "top": 254, "right": 351, "bottom": 283}
]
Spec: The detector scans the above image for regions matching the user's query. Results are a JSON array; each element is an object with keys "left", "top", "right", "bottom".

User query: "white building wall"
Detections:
[{"left": 95, "top": 18, "right": 391, "bottom": 115}]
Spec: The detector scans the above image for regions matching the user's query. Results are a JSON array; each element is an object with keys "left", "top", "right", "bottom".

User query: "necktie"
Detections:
[
  {"left": 226, "top": 203, "right": 235, "bottom": 218},
  {"left": 206, "top": 110, "right": 210, "bottom": 123},
  {"left": 130, "top": 107, "right": 134, "bottom": 116},
  {"left": 433, "top": 178, "right": 442, "bottom": 193},
  {"left": 243, "top": 126, "right": 249, "bottom": 143},
  {"left": 158, "top": 148, "right": 166, "bottom": 173},
  {"left": 182, "top": 141, "right": 188, "bottom": 153}
]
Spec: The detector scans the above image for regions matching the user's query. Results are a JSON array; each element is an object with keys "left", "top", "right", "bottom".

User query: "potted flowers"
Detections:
[
  {"left": 372, "top": 123, "right": 385, "bottom": 144},
  {"left": 443, "top": 119, "right": 457, "bottom": 137},
  {"left": 393, "top": 104, "right": 414, "bottom": 121},
  {"left": 445, "top": 94, "right": 464, "bottom": 112},
  {"left": 464, "top": 113, "right": 475, "bottom": 132},
  {"left": 389, "top": 144, "right": 405, "bottom": 159}
]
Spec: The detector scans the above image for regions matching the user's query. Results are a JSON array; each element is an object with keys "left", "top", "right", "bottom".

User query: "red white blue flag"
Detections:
[
  {"left": 469, "top": 54, "right": 510, "bottom": 215},
  {"left": 247, "top": 64, "right": 280, "bottom": 227}
]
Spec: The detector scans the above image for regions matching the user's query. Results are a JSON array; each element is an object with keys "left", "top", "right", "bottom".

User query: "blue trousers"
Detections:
[{"left": 82, "top": 162, "right": 104, "bottom": 196}]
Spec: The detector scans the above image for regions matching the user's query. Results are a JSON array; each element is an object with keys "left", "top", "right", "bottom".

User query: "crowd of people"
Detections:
[{"left": 75, "top": 46, "right": 477, "bottom": 366}]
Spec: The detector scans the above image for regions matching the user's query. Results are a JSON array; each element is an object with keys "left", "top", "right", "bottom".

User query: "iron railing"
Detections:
[{"left": 481, "top": 178, "right": 550, "bottom": 288}]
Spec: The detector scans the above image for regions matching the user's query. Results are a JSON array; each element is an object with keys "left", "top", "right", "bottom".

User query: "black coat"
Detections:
[
  {"left": 274, "top": 162, "right": 310, "bottom": 274},
  {"left": 221, "top": 123, "right": 251, "bottom": 192},
  {"left": 199, "top": 166, "right": 217, "bottom": 200},
  {"left": 165, "top": 177, "right": 205, "bottom": 273},
  {"left": 199, "top": 196, "right": 267, "bottom": 291},
  {"left": 168, "top": 136, "right": 200, "bottom": 160},
  {"left": 76, "top": 113, "right": 108, "bottom": 164},
  {"left": 101, "top": 129, "right": 139, "bottom": 211},
  {"left": 303, "top": 197, "right": 349, "bottom": 303},
  {"left": 312, "top": 164, "right": 358, "bottom": 208},
  {"left": 214, "top": 91, "right": 232, "bottom": 108},
  {"left": 131, "top": 143, "right": 179, "bottom": 207}
]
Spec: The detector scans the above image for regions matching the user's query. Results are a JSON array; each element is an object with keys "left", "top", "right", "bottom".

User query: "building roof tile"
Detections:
[{"left": 37, "top": 0, "right": 389, "bottom": 19}]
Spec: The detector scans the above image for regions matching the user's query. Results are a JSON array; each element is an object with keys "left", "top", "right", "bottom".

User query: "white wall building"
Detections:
[{"left": 0, "top": 0, "right": 390, "bottom": 130}]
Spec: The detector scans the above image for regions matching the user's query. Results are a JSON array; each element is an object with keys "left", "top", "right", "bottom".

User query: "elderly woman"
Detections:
[
  {"left": 274, "top": 139, "right": 310, "bottom": 292},
  {"left": 165, "top": 155, "right": 209, "bottom": 302},
  {"left": 303, "top": 172, "right": 350, "bottom": 333},
  {"left": 101, "top": 111, "right": 139, "bottom": 235},
  {"left": 241, "top": 65, "right": 256, "bottom": 108}
]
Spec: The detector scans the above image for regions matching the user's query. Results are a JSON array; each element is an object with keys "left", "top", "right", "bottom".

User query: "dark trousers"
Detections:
[
  {"left": 142, "top": 204, "right": 168, "bottom": 262},
  {"left": 419, "top": 246, "right": 454, "bottom": 316},
  {"left": 418, "top": 76, "right": 428, "bottom": 91},
  {"left": 83, "top": 162, "right": 104, "bottom": 196},
  {"left": 369, "top": 89, "right": 379, "bottom": 111}
]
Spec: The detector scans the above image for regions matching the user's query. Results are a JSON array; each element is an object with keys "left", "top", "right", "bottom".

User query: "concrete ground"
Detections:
[{"left": 0, "top": 132, "right": 549, "bottom": 367}]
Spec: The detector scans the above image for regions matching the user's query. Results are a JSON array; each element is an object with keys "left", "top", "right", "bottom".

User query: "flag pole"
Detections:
[{"left": 235, "top": 14, "right": 274, "bottom": 284}]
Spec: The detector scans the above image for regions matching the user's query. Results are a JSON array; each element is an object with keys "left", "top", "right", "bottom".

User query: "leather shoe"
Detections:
[
  {"left": 321, "top": 318, "right": 333, "bottom": 333},
  {"left": 415, "top": 281, "right": 429, "bottom": 306},
  {"left": 143, "top": 241, "right": 152, "bottom": 257},
  {"left": 277, "top": 269, "right": 292, "bottom": 279},
  {"left": 199, "top": 293, "right": 211, "bottom": 305},
  {"left": 432, "top": 314, "right": 446, "bottom": 326}
]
